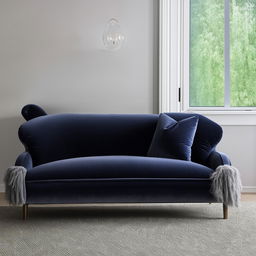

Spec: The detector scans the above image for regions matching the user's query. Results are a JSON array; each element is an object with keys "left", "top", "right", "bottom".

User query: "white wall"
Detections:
[
  {"left": 0, "top": 0, "right": 158, "bottom": 190},
  {"left": 0, "top": 0, "right": 255, "bottom": 193},
  {"left": 217, "top": 126, "right": 256, "bottom": 192}
]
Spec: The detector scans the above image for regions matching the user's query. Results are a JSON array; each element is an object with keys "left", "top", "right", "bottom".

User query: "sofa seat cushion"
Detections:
[
  {"left": 25, "top": 179, "right": 215, "bottom": 204},
  {"left": 26, "top": 156, "right": 213, "bottom": 181}
]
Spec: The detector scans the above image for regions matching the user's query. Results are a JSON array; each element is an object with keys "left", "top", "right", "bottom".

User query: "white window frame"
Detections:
[{"left": 159, "top": 0, "right": 256, "bottom": 125}]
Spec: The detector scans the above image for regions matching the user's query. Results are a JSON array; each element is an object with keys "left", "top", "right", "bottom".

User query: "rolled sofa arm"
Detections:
[
  {"left": 15, "top": 152, "right": 33, "bottom": 170},
  {"left": 207, "top": 151, "right": 231, "bottom": 170},
  {"left": 21, "top": 104, "right": 47, "bottom": 121}
]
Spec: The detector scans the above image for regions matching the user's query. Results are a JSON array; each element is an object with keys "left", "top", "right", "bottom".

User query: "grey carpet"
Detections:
[{"left": 0, "top": 203, "right": 256, "bottom": 256}]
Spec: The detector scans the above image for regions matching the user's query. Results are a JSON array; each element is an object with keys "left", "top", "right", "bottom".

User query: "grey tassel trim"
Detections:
[
  {"left": 4, "top": 166, "right": 27, "bottom": 205},
  {"left": 210, "top": 165, "right": 242, "bottom": 207}
]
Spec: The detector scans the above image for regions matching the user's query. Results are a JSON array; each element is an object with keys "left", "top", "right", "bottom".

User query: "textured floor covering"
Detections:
[{"left": 0, "top": 203, "right": 256, "bottom": 256}]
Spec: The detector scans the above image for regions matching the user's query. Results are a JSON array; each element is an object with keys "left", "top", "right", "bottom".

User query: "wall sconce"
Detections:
[{"left": 103, "top": 18, "right": 125, "bottom": 50}]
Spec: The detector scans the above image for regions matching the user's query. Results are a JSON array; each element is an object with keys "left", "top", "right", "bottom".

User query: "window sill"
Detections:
[{"left": 183, "top": 110, "right": 256, "bottom": 126}]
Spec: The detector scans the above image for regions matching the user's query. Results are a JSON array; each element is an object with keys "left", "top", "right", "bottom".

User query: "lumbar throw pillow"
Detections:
[{"left": 147, "top": 114, "right": 199, "bottom": 161}]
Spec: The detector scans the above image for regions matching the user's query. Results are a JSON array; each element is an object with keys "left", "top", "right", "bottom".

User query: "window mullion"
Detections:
[
  {"left": 224, "top": 0, "right": 231, "bottom": 107},
  {"left": 181, "top": 0, "right": 190, "bottom": 111}
]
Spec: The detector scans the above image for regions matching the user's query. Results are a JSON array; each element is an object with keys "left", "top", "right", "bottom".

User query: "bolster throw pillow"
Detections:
[{"left": 147, "top": 113, "right": 199, "bottom": 161}]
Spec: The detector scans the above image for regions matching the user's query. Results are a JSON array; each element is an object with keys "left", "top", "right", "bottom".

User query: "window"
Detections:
[
  {"left": 189, "top": 0, "right": 256, "bottom": 110},
  {"left": 159, "top": 0, "right": 256, "bottom": 119}
]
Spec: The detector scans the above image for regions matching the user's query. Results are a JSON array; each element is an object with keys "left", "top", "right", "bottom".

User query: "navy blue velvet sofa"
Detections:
[{"left": 16, "top": 105, "right": 231, "bottom": 219}]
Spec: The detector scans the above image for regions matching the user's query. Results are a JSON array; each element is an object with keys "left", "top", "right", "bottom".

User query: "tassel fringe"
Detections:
[
  {"left": 211, "top": 165, "right": 242, "bottom": 207},
  {"left": 4, "top": 166, "right": 27, "bottom": 205}
]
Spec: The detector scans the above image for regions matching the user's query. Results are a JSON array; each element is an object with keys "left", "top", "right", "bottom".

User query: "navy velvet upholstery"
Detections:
[
  {"left": 15, "top": 105, "right": 230, "bottom": 206},
  {"left": 25, "top": 156, "right": 215, "bottom": 204},
  {"left": 206, "top": 151, "right": 231, "bottom": 170},
  {"left": 21, "top": 104, "right": 47, "bottom": 121},
  {"left": 147, "top": 114, "right": 198, "bottom": 160},
  {"left": 164, "top": 113, "right": 223, "bottom": 166},
  {"left": 26, "top": 156, "right": 213, "bottom": 181},
  {"left": 19, "top": 114, "right": 158, "bottom": 167},
  {"left": 15, "top": 152, "right": 33, "bottom": 170},
  {"left": 19, "top": 112, "right": 222, "bottom": 167},
  {"left": 26, "top": 179, "right": 215, "bottom": 204}
]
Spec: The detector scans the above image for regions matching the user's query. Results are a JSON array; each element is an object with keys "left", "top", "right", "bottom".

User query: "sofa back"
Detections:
[{"left": 18, "top": 112, "right": 223, "bottom": 167}]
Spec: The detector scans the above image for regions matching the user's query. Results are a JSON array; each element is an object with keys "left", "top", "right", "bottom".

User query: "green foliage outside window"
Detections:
[{"left": 190, "top": 0, "right": 256, "bottom": 107}]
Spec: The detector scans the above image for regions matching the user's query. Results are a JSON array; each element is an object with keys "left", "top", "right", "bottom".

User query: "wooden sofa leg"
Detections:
[
  {"left": 22, "top": 204, "right": 28, "bottom": 220},
  {"left": 223, "top": 204, "right": 228, "bottom": 219}
]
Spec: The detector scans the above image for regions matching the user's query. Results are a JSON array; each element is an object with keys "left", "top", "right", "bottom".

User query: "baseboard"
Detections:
[
  {"left": 0, "top": 183, "right": 4, "bottom": 192},
  {"left": 242, "top": 186, "right": 256, "bottom": 193}
]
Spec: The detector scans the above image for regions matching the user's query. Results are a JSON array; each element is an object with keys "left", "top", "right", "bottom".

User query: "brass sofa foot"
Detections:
[
  {"left": 22, "top": 204, "right": 28, "bottom": 220},
  {"left": 223, "top": 204, "right": 228, "bottom": 219}
]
